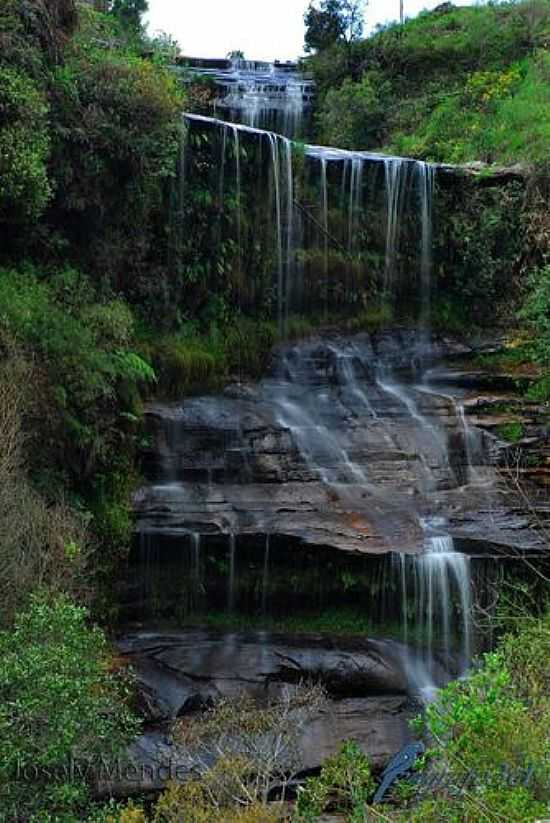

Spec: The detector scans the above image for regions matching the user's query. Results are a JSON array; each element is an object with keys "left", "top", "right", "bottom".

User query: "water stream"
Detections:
[{"left": 137, "top": 89, "right": 484, "bottom": 701}]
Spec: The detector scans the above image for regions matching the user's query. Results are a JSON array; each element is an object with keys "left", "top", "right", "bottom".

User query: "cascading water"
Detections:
[
  {"left": 181, "top": 58, "right": 314, "bottom": 139},
  {"left": 183, "top": 113, "right": 436, "bottom": 334},
  {"left": 139, "top": 106, "right": 488, "bottom": 702}
]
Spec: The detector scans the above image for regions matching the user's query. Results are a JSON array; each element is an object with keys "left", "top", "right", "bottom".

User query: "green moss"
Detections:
[{"left": 496, "top": 420, "right": 525, "bottom": 442}]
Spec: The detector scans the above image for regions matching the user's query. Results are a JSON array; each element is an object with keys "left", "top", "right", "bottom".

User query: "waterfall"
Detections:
[
  {"left": 419, "top": 163, "right": 435, "bottom": 332},
  {"left": 383, "top": 158, "right": 407, "bottom": 296},
  {"left": 191, "top": 531, "right": 201, "bottom": 594},
  {"left": 228, "top": 533, "right": 236, "bottom": 612},
  {"left": 320, "top": 157, "right": 329, "bottom": 315},
  {"left": 148, "top": 109, "right": 481, "bottom": 697},
  {"left": 418, "top": 532, "right": 472, "bottom": 672},
  {"left": 183, "top": 113, "right": 437, "bottom": 328},
  {"left": 262, "top": 535, "right": 270, "bottom": 614},
  {"left": 230, "top": 125, "right": 242, "bottom": 283},
  {"left": 183, "top": 58, "right": 313, "bottom": 139}
]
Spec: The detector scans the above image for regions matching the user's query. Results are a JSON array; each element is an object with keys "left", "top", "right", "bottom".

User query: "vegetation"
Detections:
[
  {"left": 0, "top": 596, "right": 139, "bottom": 820},
  {"left": 304, "top": 0, "right": 365, "bottom": 53},
  {"left": 295, "top": 741, "right": 375, "bottom": 821},
  {"left": 395, "top": 611, "right": 550, "bottom": 822},
  {"left": 521, "top": 263, "right": 550, "bottom": 398},
  {"left": 306, "top": 0, "right": 550, "bottom": 165}
]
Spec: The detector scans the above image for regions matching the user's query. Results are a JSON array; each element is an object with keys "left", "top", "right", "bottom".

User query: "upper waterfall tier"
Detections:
[
  {"left": 184, "top": 112, "right": 428, "bottom": 166},
  {"left": 177, "top": 114, "right": 435, "bottom": 334},
  {"left": 179, "top": 60, "right": 314, "bottom": 139}
]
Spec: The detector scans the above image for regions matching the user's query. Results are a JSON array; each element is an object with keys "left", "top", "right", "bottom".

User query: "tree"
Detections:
[
  {"left": 304, "top": 0, "right": 365, "bottom": 53},
  {"left": 109, "top": 0, "right": 149, "bottom": 35},
  {"left": 0, "top": 596, "right": 139, "bottom": 818}
]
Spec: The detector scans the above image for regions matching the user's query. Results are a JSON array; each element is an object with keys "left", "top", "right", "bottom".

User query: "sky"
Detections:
[{"left": 145, "top": 0, "right": 479, "bottom": 62}]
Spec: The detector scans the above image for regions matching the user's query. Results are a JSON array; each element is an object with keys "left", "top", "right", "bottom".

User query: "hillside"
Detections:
[{"left": 307, "top": 0, "right": 550, "bottom": 164}]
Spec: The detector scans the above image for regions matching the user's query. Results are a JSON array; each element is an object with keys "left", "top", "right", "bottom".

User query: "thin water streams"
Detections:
[
  {"left": 183, "top": 113, "right": 435, "bottom": 335},
  {"left": 141, "top": 97, "right": 483, "bottom": 701}
]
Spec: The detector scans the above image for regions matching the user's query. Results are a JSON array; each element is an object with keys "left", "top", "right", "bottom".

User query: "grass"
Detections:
[
  {"left": 496, "top": 420, "right": 525, "bottom": 443},
  {"left": 166, "top": 607, "right": 461, "bottom": 648}
]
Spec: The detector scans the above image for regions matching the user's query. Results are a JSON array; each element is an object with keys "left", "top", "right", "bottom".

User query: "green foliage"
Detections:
[
  {"left": 346, "top": 301, "right": 394, "bottom": 332},
  {"left": 519, "top": 263, "right": 550, "bottom": 399},
  {"left": 497, "top": 420, "right": 525, "bottom": 442},
  {"left": 0, "top": 66, "right": 51, "bottom": 221},
  {"left": 434, "top": 180, "right": 525, "bottom": 325},
  {"left": 109, "top": 0, "right": 149, "bottom": 37},
  {"left": 521, "top": 264, "right": 550, "bottom": 365},
  {"left": 0, "top": 265, "right": 155, "bottom": 478},
  {"left": 0, "top": 595, "right": 139, "bottom": 819},
  {"left": 307, "top": 0, "right": 550, "bottom": 165},
  {"left": 0, "top": 348, "right": 92, "bottom": 627},
  {"left": 48, "top": 13, "right": 184, "bottom": 295},
  {"left": 316, "top": 73, "right": 390, "bottom": 149},
  {"left": 304, "top": 0, "right": 364, "bottom": 53},
  {"left": 295, "top": 741, "right": 375, "bottom": 821},
  {"left": 404, "top": 611, "right": 550, "bottom": 821},
  {"left": 152, "top": 782, "right": 279, "bottom": 823}
]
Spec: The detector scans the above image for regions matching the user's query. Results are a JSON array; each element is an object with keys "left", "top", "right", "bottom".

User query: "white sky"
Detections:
[{"left": 146, "top": 0, "right": 480, "bottom": 62}]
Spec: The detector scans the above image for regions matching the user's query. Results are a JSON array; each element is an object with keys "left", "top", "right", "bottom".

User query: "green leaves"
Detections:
[
  {"left": 0, "top": 264, "right": 155, "bottom": 481},
  {"left": 0, "top": 595, "right": 139, "bottom": 817},
  {"left": 296, "top": 740, "right": 375, "bottom": 820},
  {"left": 407, "top": 614, "right": 550, "bottom": 821},
  {"left": 0, "top": 67, "right": 51, "bottom": 221}
]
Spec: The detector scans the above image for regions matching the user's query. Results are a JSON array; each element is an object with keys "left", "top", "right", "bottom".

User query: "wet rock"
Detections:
[
  {"left": 299, "top": 696, "right": 413, "bottom": 771},
  {"left": 135, "top": 332, "right": 543, "bottom": 557},
  {"left": 100, "top": 630, "right": 417, "bottom": 799},
  {"left": 119, "top": 630, "right": 412, "bottom": 699}
]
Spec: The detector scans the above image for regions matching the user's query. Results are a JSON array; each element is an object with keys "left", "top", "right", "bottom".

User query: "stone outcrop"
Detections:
[
  {"left": 135, "top": 331, "right": 544, "bottom": 557},
  {"left": 99, "top": 630, "right": 417, "bottom": 797}
]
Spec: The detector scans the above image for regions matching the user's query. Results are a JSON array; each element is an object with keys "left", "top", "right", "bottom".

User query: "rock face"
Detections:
[
  {"left": 118, "top": 630, "right": 422, "bottom": 705},
  {"left": 101, "top": 630, "right": 416, "bottom": 797},
  {"left": 135, "top": 331, "right": 543, "bottom": 557}
]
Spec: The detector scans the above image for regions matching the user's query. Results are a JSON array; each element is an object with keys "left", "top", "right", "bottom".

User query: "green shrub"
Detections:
[
  {"left": 0, "top": 595, "right": 139, "bottom": 819},
  {"left": 0, "top": 66, "right": 51, "bottom": 221},
  {"left": 316, "top": 73, "right": 390, "bottom": 150},
  {"left": 405, "top": 612, "right": 550, "bottom": 820},
  {"left": 521, "top": 264, "right": 550, "bottom": 366},
  {"left": 0, "top": 348, "right": 91, "bottom": 626},
  {"left": 295, "top": 740, "right": 375, "bottom": 821},
  {"left": 497, "top": 420, "right": 525, "bottom": 442},
  {"left": 0, "top": 265, "right": 155, "bottom": 483}
]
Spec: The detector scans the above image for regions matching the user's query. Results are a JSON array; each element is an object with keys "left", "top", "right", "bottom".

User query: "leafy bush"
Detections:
[
  {"left": 521, "top": 264, "right": 550, "bottom": 366},
  {"left": 401, "top": 612, "right": 550, "bottom": 821},
  {"left": 520, "top": 263, "right": 550, "bottom": 399},
  {"left": 0, "top": 347, "right": 91, "bottom": 626},
  {"left": 0, "top": 265, "right": 155, "bottom": 483},
  {"left": 497, "top": 420, "right": 525, "bottom": 442},
  {"left": 0, "top": 596, "right": 139, "bottom": 819},
  {"left": 295, "top": 740, "right": 375, "bottom": 821},
  {"left": 47, "top": 7, "right": 184, "bottom": 297},
  {"left": 316, "top": 73, "right": 390, "bottom": 149},
  {"left": 0, "top": 66, "right": 51, "bottom": 221}
]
